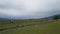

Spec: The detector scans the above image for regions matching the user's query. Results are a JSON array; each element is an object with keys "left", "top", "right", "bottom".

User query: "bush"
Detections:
[
  {"left": 26, "top": 24, "right": 32, "bottom": 26},
  {"left": 21, "top": 25, "right": 25, "bottom": 27},
  {"left": 0, "top": 28, "right": 7, "bottom": 31},
  {"left": 16, "top": 25, "right": 20, "bottom": 28}
]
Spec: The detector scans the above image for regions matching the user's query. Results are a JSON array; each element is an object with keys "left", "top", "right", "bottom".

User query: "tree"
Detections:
[{"left": 53, "top": 15, "right": 59, "bottom": 21}]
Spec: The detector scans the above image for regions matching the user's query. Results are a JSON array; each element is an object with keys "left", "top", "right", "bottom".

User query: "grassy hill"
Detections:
[{"left": 0, "top": 19, "right": 60, "bottom": 34}]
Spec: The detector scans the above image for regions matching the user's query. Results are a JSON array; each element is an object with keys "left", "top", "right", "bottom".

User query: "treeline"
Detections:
[{"left": 53, "top": 15, "right": 59, "bottom": 21}]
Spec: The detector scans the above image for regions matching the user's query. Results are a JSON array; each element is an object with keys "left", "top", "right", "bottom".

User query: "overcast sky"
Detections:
[{"left": 0, "top": 0, "right": 60, "bottom": 19}]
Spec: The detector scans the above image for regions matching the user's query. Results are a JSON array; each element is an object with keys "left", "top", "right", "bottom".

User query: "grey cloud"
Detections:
[{"left": 0, "top": 0, "right": 60, "bottom": 19}]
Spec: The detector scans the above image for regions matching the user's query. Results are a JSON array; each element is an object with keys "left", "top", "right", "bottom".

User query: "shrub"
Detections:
[
  {"left": 21, "top": 25, "right": 25, "bottom": 27},
  {"left": 16, "top": 25, "right": 20, "bottom": 28}
]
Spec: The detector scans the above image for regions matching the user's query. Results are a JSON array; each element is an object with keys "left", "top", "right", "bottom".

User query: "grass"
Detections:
[{"left": 0, "top": 19, "right": 60, "bottom": 34}]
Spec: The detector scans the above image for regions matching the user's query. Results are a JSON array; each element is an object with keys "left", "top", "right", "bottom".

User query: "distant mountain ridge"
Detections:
[
  {"left": 45, "top": 14, "right": 60, "bottom": 19},
  {"left": 0, "top": 14, "right": 60, "bottom": 20},
  {"left": 0, "top": 18, "right": 9, "bottom": 20}
]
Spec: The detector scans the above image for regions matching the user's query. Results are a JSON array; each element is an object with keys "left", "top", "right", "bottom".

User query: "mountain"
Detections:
[
  {"left": 45, "top": 14, "right": 60, "bottom": 19},
  {"left": 0, "top": 17, "right": 9, "bottom": 20},
  {"left": 0, "top": 14, "right": 60, "bottom": 20}
]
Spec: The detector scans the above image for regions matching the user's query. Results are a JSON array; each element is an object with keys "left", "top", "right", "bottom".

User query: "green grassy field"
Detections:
[{"left": 0, "top": 19, "right": 60, "bottom": 34}]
